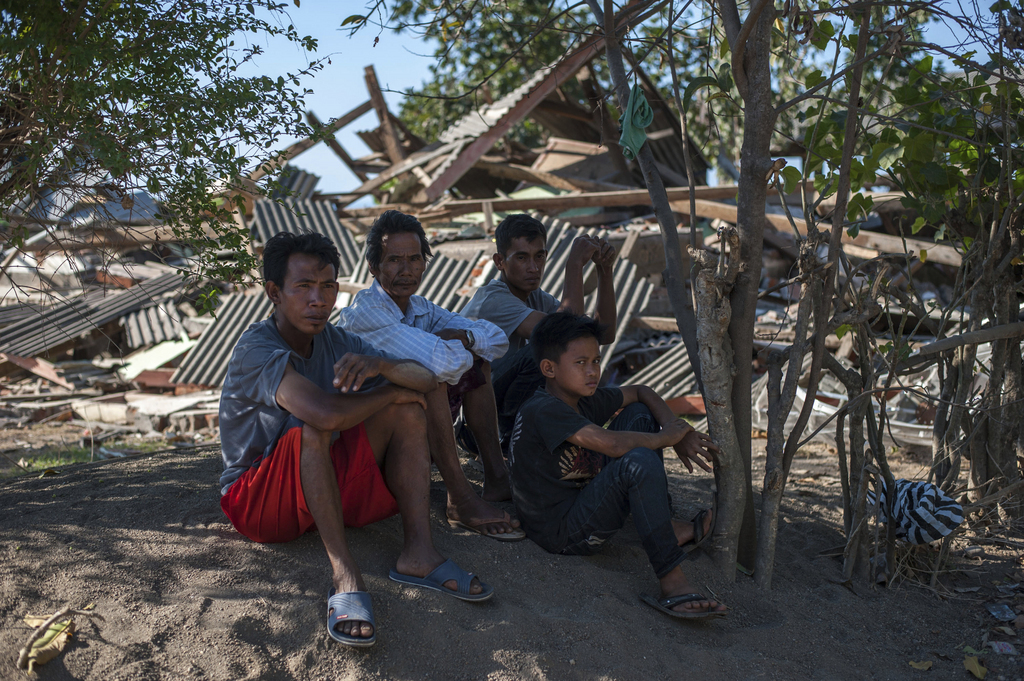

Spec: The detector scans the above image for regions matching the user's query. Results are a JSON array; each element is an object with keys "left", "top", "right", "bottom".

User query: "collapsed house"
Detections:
[{"left": 0, "top": 46, "right": 970, "bottom": 456}]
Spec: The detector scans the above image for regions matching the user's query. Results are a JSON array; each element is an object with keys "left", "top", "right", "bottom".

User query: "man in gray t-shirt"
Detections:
[
  {"left": 461, "top": 214, "right": 619, "bottom": 440},
  {"left": 219, "top": 232, "right": 494, "bottom": 649}
]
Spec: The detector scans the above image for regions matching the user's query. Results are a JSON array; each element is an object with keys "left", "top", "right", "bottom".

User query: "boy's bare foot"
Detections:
[{"left": 658, "top": 565, "right": 727, "bottom": 615}]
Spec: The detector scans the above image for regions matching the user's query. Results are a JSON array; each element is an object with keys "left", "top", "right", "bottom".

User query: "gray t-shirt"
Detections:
[
  {"left": 461, "top": 279, "right": 559, "bottom": 376},
  {"left": 218, "top": 316, "right": 385, "bottom": 494}
]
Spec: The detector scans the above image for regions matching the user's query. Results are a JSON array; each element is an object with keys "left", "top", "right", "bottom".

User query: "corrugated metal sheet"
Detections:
[
  {"left": 440, "top": 70, "right": 549, "bottom": 145},
  {"left": 0, "top": 273, "right": 183, "bottom": 359},
  {"left": 588, "top": 259, "right": 653, "bottom": 375},
  {"left": 121, "top": 299, "right": 186, "bottom": 349},
  {"left": 272, "top": 166, "right": 321, "bottom": 202},
  {"left": 627, "top": 340, "right": 698, "bottom": 399},
  {"left": 0, "top": 302, "right": 43, "bottom": 330},
  {"left": 170, "top": 291, "right": 273, "bottom": 387},
  {"left": 250, "top": 199, "right": 361, "bottom": 277}
]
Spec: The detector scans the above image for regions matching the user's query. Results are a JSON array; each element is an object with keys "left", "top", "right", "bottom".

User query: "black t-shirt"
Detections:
[{"left": 507, "top": 387, "right": 624, "bottom": 550}]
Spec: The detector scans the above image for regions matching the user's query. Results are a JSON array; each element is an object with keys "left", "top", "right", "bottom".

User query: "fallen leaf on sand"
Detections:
[
  {"left": 21, "top": 615, "right": 75, "bottom": 673},
  {"left": 964, "top": 656, "right": 987, "bottom": 679},
  {"left": 908, "top": 660, "right": 932, "bottom": 670},
  {"left": 993, "top": 626, "right": 1015, "bottom": 636}
]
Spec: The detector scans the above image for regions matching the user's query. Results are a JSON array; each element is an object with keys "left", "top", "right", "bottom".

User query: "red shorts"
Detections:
[{"left": 220, "top": 423, "right": 399, "bottom": 543}]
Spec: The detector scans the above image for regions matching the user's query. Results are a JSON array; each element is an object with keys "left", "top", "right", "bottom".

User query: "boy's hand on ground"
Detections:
[
  {"left": 333, "top": 353, "right": 384, "bottom": 393},
  {"left": 434, "top": 328, "right": 470, "bottom": 350},
  {"left": 675, "top": 429, "right": 719, "bottom": 474},
  {"left": 389, "top": 386, "right": 427, "bottom": 410}
]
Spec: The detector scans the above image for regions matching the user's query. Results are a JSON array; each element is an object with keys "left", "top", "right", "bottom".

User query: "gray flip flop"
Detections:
[
  {"left": 640, "top": 592, "right": 728, "bottom": 620},
  {"left": 327, "top": 589, "right": 376, "bottom": 647},
  {"left": 389, "top": 559, "right": 494, "bottom": 602}
]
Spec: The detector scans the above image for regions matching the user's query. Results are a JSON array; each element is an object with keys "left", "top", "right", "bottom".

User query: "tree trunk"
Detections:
[{"left": 726, "top": 1, "right": 778, "bottom": 573}]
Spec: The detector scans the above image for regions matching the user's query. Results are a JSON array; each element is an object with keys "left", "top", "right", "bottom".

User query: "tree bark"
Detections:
[{"left": 723, "top": 0, "right": 778, "bottom": 575}]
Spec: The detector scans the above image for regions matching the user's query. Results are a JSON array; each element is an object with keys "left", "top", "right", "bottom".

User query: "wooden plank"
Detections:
[
  {"left": 666, "top": 394, "right": 706, "bottom": 415},
  {"left": 0, "top": 353, "right": 74, "bottom": 390},
  {"left": 248, "top": 100, "right": 373, "bottom": 183},
  {"left": 364, "top": 65, "right": 406, "bottom": 164},
  {"left": 411, "top": 184, "right": 741, "bottom": 220},
  {"left": 307, "top": 111, "right": 369, "bottom": 182},
  {"left": 341, "top": 140, "right": 464, "bottom": 205},
  {"left": 420, "top": 0, "right": 659, "bottom": 202},
  {"left": 630, "top": 316, "right": 679, "bottom": 332},
  {"left": 847, "top": 230, "right": 961, "bottom": 266}
]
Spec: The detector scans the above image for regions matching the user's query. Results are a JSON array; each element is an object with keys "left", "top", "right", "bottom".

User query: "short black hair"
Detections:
[
  {"left": 495, "top": 213, "right": 547, "bottom": 256},
  {"left": 366, "top": 209, "right": 432, "bottom": 270},
  {"left": 262, "top": 231, "right": 341, "bottom": 288},
  {"left": 531, "top": 312, "right": 605, "bottom": 365}
]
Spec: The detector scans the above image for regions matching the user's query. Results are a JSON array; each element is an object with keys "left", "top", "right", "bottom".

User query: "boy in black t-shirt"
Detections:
[{"left": 508, "top": 312, "right": 727, "bottom": 619}]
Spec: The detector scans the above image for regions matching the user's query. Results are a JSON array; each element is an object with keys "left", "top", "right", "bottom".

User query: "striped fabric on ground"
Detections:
[{"left": 867, "top": 479, "right": 963, "bottom": 544}]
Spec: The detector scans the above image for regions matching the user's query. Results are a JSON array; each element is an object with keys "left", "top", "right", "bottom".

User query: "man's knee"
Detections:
[
  {"left": 380, "top": 400, "right": 428, "bottom": 428},
  {"left": 300, "top": 422, "right": 332, "bottom": 449}
]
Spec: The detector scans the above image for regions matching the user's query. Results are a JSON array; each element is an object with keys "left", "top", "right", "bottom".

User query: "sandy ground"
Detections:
[{"left": 1, "top": 425, "right": 1022, "bottom": 681}]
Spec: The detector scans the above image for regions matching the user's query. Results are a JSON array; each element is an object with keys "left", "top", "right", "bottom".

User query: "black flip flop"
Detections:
[{"left": 640, "top": 592, "right": 728, "bottom": 620}]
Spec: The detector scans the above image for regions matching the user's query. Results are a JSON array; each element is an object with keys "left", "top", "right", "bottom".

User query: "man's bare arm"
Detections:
[
  {"left": 278, "top": 364, "right": 426, "bottom": 433},
  {"left": 333, "top": 354, "right": 436, "bottom": 394},
  {"left": 512, "top": 310, "right": 548, "bottom": 339},
  {"left": 592, "top": 240, "right": 618, "bottom": 343}
]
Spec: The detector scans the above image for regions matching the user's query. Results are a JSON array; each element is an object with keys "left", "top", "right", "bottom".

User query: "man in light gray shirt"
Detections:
[{"left": 462, "top": 213, "right": 618, "bottom": 445}]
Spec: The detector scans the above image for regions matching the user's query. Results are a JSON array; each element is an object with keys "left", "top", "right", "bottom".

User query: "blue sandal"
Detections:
[
  {"left": 327, "top": 589, "right": 376, "bottom": 647},
  {"left": 389, "top": 559, "right": 494, "bottom": 602}
]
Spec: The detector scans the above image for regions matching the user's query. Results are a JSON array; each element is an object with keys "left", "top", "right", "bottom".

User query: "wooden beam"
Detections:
[
  {"left": 364, "top": 65, "right": 406, "bottom": 164},
  {"left": 846, "top": 230, "right": 961, "bottom": 267},
  {"left": 419, "top": 0, "right": 660, "bottom": 202},
  {"left": 631, "top": 316, "right": 679, "bottom": 332},
  {"left": 410, "top": 184, "right": 741, "bottom": 220},
  {"left": 248, "top": 100, "right": 372, "bottom": 183},
  {"left": 307, "top": 111, "right": 369, "bottom": 182},
  {"left": 341, "top": 140, "right": 465, "bottom": 205}
]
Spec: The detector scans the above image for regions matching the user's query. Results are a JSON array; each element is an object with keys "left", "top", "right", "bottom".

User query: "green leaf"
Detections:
[
  {"left": 806, "top": 69, "right": 825, "bottom": 89},
  {"left": 810, "top": 20, "right": 835, "bottom": 50},
  {"left": 910, "top": 217, "right": 926, "bottom": 234},
  {"left": 835, "top": 324, "right": 853, "bottom": 339},
  {"left": 963, "top": 236, "right": 974, "bottom": 250},
  {"left": 875, "top": 144, "right": 903, "bottom": 170},
  {"left": 920, "top": 162, "right": 948, "bottom": 187},
  {"left": 683, "top": 76, "right": 721, "bottom": 113},
  {"left": 342, "top": 14, "right": 365, "bottom": 26},
  {"left": 781, "top": 166, "right": 802, "bottom": 194},
  {"left": 846, "top": 223, "right": 861, "bottom": 238}
]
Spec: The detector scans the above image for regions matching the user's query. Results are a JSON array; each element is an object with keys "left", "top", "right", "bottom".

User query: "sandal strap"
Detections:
[
  {"left": 328, "top": 590, "right": 374, "bottom": 626},
  {"left": 660, "top": 593, "right": 708, "bottom": 608},
  {"left": 425, "top": 559, "right": 476, "bottom": 595}
]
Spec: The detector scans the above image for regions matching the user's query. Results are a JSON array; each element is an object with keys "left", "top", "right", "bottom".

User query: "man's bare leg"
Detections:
[
  {"left": 364, "top": 402, "right": 483, "bottom": 594},
  {"left": 460, "top": 361, "right": 511, "bottom": 502},
  {"left": 423, "top": 382, "right": 519, "bottom": 536},
  {"left": 298, "top": 423, "right": 373, "bottom": 641}
]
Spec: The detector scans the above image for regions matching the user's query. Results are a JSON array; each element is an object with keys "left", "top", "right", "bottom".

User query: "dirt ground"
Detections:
[{"left": 1, "top": 421, "right": 1022, "bottom": 681}]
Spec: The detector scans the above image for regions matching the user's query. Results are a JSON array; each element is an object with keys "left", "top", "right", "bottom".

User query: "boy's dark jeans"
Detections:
[{"left": 556, "top": 403, "right": 686, "bottom": 579}]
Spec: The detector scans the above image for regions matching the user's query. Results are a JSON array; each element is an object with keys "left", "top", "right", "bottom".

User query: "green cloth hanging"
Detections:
[{"left": 618, "top": 84, "right": 654, "bottom": 161}]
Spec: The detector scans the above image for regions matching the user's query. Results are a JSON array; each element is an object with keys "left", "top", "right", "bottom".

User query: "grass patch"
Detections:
[{"left": 1, "top": 446, "right": 93, "bottom": 479}]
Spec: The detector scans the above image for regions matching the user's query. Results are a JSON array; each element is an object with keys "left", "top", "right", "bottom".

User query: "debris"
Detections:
[
  {"left": 987, "top": 604, "right": 1017, "bottom": 621},
  {"left": 987, "top": 641, "right": 1018, "bottom": 655},
  {"left": 16, "top": 605, "right": 102, "bottom": 672},
  {"left": 908, "top": 659, "right": 932, "bottom": 670},
  {"left": 963, "top": 655, "right": 987, "bottom": 679}
]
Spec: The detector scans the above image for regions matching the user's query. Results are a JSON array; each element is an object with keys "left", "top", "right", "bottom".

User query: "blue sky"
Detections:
[
  {"left": 242, "top": 1, "right": 438, "bottom": 194},
  {"left": 245, "top": 1, "right": 979, "bottom": 196}
]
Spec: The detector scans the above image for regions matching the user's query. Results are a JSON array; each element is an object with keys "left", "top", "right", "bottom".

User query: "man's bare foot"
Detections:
[
  {"left": 447, "top": 494, "right": 522, "bottom": 537},
  {"left": 395, "top": 551, "right": 484, "bottom": 595},
  {"left": 672, "top": 507, "right": 713, "bottom": 547},
  {"left": 658, "top": 564, "right": 727, "bottom": 615},
  {"left": 331, "top": 573, "right": 374, "bottom": 640}
]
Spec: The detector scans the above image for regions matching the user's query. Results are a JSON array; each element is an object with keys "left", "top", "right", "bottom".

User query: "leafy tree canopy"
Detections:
[{"left": 0, "top": 0, "right": 322, "bottom": 287}]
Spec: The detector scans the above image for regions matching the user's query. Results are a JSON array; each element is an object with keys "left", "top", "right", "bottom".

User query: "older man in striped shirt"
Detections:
[{"left": 340, "top": 210, "right": 523, "bottom": 542}]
